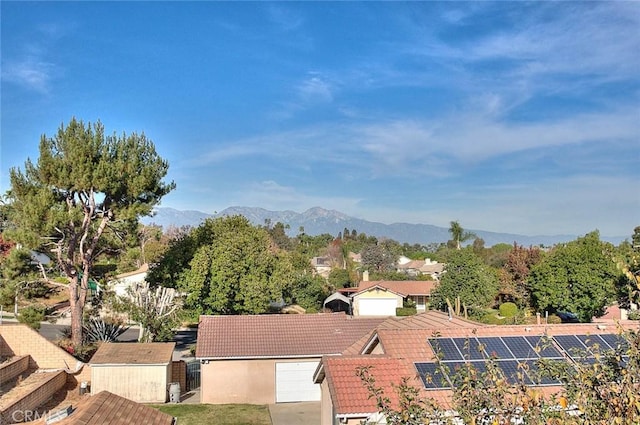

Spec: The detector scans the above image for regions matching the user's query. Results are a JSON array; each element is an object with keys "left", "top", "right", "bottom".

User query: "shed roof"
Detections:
[
  {"left": 26, "top": 391, "right": 175, "bottom": 425},
  {"left": 196, "top": 313, "right": 385, "bottom": 359},
  {"left": 90, "top": 342, "right": 175, "bottom": 365}
]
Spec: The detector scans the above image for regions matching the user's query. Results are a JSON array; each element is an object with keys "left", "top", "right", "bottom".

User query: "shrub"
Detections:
[
  {"left": 499, "top": 302, "right": 518, "bottom": 318},
  {"left": 396, "top": 307, "right": 417, "bottom": 316},
  {"left": 627, "top": 310, "right": 640, "bottom": 320},
  {"left": 18, "top": 305, "right": 46, "bottom": 330},
  {"left": 546, "top": 314, "right": 562, "bottom": 324}
]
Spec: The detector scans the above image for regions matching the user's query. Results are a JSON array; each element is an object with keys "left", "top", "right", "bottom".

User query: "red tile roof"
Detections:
[
  {"left": 90, "top": 342, "right": 175, "bottom": 365},
  {"left": 196, "top": 313, "right": 385, "bottom": 359},
  {"left": 26, "top": 391, "right": 175, "bottom": 425},
  {"left": 318, "top": 356, "right": 419, "bottom": 416},
  {"left": 355, "top": 280, "right": 438, "bottom": 296},
  {"left": 318, "top": 316, "right": 640, "bottom": 417}
]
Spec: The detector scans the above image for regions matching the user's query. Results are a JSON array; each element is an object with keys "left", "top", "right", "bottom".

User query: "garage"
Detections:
[
  {"left": 275, "top": 361, "right": 321, "bottom": 403},
  {"left": 358, "top": 298, "right": 398, "bottom": 316}
]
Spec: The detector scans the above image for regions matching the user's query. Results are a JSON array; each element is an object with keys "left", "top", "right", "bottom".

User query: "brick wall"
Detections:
[
  {"left": 0, "top": 335, "right": 13, "bottom": 358},
  {"left": 0, "top": 324, "right": 82, "bottom": 370},
  {"left": 0, "top": 355, "right": 30, "bottom": 384},
  {"left": 0, "top": 324, "right": 89, "bottom": 387},
  {"left": 0, "top": 370, "right": 67, "bottom": 424},
  {"left": 171, "top": 361, "right": 186, "bottom": 393}
]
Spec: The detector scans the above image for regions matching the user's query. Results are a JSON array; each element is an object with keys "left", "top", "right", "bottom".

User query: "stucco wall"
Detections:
[
  {"left": 201, "top": 357, "right": 321, "bottom": 404},
  {"left": 353, "top": 289, "right": 402, "bottom": 316},
  {"left": 319, "top": 379, "right": 334, "bottom": 425},
  {"left": 91, "top": 364, "right": 169, "bottom": 403}
]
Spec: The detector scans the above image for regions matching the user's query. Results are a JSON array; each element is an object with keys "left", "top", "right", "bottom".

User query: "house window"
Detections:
[{"left": 415, "top": 296, "right": 426, "bottom": 310}]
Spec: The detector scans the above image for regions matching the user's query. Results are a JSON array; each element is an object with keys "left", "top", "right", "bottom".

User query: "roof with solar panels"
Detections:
[{"left": 313, "top": 310, "right": 638, "bottom": 419}]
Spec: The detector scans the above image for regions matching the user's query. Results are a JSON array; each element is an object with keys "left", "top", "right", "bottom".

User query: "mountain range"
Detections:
[{"left": 142, "top": 206, "right": 624, "bottom": 247}]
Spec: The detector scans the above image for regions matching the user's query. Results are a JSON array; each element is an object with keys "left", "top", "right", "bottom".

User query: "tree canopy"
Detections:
[
  {"left": 432, "top": 248, "right": 499, "bottom": 312},
  {"left": 7, "top": 118, "right": 175, "bottom": 345},
  {"left": 529, "top": 231, "right": 619, "bottom": 322}
]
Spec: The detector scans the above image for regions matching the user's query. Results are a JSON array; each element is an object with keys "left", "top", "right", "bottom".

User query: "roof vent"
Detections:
[{"left": 46, "top": 405, "right": 73, "bottom": 424}]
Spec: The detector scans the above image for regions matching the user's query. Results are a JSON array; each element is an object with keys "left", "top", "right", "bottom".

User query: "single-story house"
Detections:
[
  {"left": 352, "top": 280, "right": 438, "bottom": 316},
  {"left": 108, "top": 263, "right": 149, "bottom": 297},
  {"left": 195, "top": 313, "right": 386, "bottom": 404},
  {"left": 313, "top": 311, "right": 638, "bottom": 425},
  {"left": 89, "top": 342, "right": 175, "bottom": 403},
  {"left": 24, "top": 391, "right": 176, "bottom": 425}
]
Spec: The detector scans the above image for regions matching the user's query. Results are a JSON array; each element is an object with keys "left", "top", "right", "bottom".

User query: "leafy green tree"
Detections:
[
  {"left": 0, "top": 247, "right": 43, "bottom": 315},
  {"left": 432, "top": 248, "right": 499, "bottom": 312},
  {"left": 529, "top": 231, "right": 619, "bottom": 322},
  {"left": 328, "top": 268, "right": 352, "bottom": 289},
  {"left": 7, "top": 118, "right": 175, "bottom": 345},
  {"left": 181, "top": 216, "right": 283, "bottom": 314},
  {"left": 448, "top": 221, "right": 476, "bottom": 250},
  {"left": 615, "top": 227, "right": 640, "bottom": 308}
]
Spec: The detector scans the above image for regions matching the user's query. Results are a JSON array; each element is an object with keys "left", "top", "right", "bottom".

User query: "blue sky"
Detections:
[{"left": 1, "top": 1, "right": 639, "bottom": 237}]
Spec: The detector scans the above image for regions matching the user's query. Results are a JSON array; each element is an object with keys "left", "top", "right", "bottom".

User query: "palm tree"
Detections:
[{"left": 449, "top": 221, "right": 476, "bottom": 250}]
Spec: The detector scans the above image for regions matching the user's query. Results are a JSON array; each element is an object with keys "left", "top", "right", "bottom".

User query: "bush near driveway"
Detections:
[{"left": 153, "top": 404, "right": 271, "bottom": 425}]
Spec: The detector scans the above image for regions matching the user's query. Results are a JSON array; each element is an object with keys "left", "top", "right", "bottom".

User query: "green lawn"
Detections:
[{"left": 153, "top": 404, "right": 271, "bottom": 425}]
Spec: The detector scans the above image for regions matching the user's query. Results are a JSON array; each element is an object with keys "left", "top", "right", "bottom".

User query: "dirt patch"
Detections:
[{"left": 31, "top": 381, "right": 87, "bottom": 418}]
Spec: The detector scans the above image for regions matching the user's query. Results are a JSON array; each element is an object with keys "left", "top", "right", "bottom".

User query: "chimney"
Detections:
[{"left": 362, "top": 270, "right": 369, "bottom": 282}]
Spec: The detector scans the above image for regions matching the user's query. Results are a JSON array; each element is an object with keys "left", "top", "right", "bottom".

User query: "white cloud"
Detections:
[
  {"left": 298, "top": 74, "right": 334, "bottom": 103},
  {"left": 1, "top": 58, "right": 55, "bottom": 93}
]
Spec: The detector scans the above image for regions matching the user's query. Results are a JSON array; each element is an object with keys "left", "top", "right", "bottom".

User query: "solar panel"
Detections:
[
  {"left": 501, "top": 336, "right": 539, "bottom": 359},
  {"left": 428, "top": 338, "right": 463, "bottom": 361},
  {"left": 554, "top": 335, "right": 588, "bottom": 359},
  {"left": 452, "top": 337, "right": 485, "bottom": 360},
  {"left": 524, "top": 335, "right": 563, "bottom": 358},
  {"left": 477, "top": 337, "right": 514, "bottom": 360},
  {"left": 415, "top": 362, "right": 450, "bottom": 389},
  {"left": 522, "top": 359, "right": 562, "bottom": 386},
  {"left": 495, "top": 360, "right": 526, "bottom": 384},
  {"left": 599, "top": 333, "right": 629, "bottom": 351}
]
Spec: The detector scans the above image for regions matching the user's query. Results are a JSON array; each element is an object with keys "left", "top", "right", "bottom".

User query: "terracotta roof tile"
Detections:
[
  {"left": 321, "top": 356, "right": 420, "bottom": 415},
  {"left": 319, "top": 315, "right": 640, "bottom": 416},
  {"left": 90, "top": 342, "right": 175, "bottom": 365},
  {"left": 196, "top": 313, "right": 385, "bottom": 358},
  {"left": 356, "top": 280, "right": 438, "bottom": 296}
]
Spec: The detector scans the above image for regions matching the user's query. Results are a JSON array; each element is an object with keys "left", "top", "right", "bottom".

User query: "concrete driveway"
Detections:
[{"left": 269, "top": 402, "right": 320, "bottom": 425}]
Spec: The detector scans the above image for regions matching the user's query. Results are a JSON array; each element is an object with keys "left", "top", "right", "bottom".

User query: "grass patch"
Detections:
[{"left": 152, "top": 403, "right": 271, "bottom": 425}]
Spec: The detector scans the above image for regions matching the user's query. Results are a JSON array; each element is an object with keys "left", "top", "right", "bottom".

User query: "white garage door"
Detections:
[
  {"left": 275, "top": 361, "right": 321, "bottom": 403},
  {"left": 358, "top": 298, "right": 397, "bottom": 316}
]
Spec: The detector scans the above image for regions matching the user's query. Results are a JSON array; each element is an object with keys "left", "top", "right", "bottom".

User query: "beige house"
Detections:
[
  {"left": 352, "top": 280, "right": 438, "bottom": 316},
  {"left": 195, "top": 313, "right": 385, "bottom": 404},
  {"left": 89, "top": 342, "right": 175, "bottom": 403}
]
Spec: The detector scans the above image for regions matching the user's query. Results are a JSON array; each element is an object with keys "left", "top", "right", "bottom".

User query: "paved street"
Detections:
[{"left": 38, "top": 322, "right": 142, "bottom": 342}]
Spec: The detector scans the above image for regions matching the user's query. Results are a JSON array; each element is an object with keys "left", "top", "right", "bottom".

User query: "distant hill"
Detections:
[{"left": 143, "top": 206, "right": 624, "bottom": 247}]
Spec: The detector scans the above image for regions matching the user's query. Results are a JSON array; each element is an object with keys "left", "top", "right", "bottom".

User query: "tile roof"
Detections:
[
  {"left": 196, "top": 313, "right": 385, "bottom": 359},
  {"left": 318, "top": 356, "right": 420, "bottom": 416},
  {"left": 355, "top": 280, "right": 438, "bottom": 296},
  {"left": 27, "top": 391, "right": 175, "bottom": 425},
  {"left": 341, "top": 311, "right": 479, "bottom": 356},
  {"left": 90, "top": 342, "right": 175, "bottom": 365},
  {"left": 319, "top": 315, "right": 640, "bottom": 417}
]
